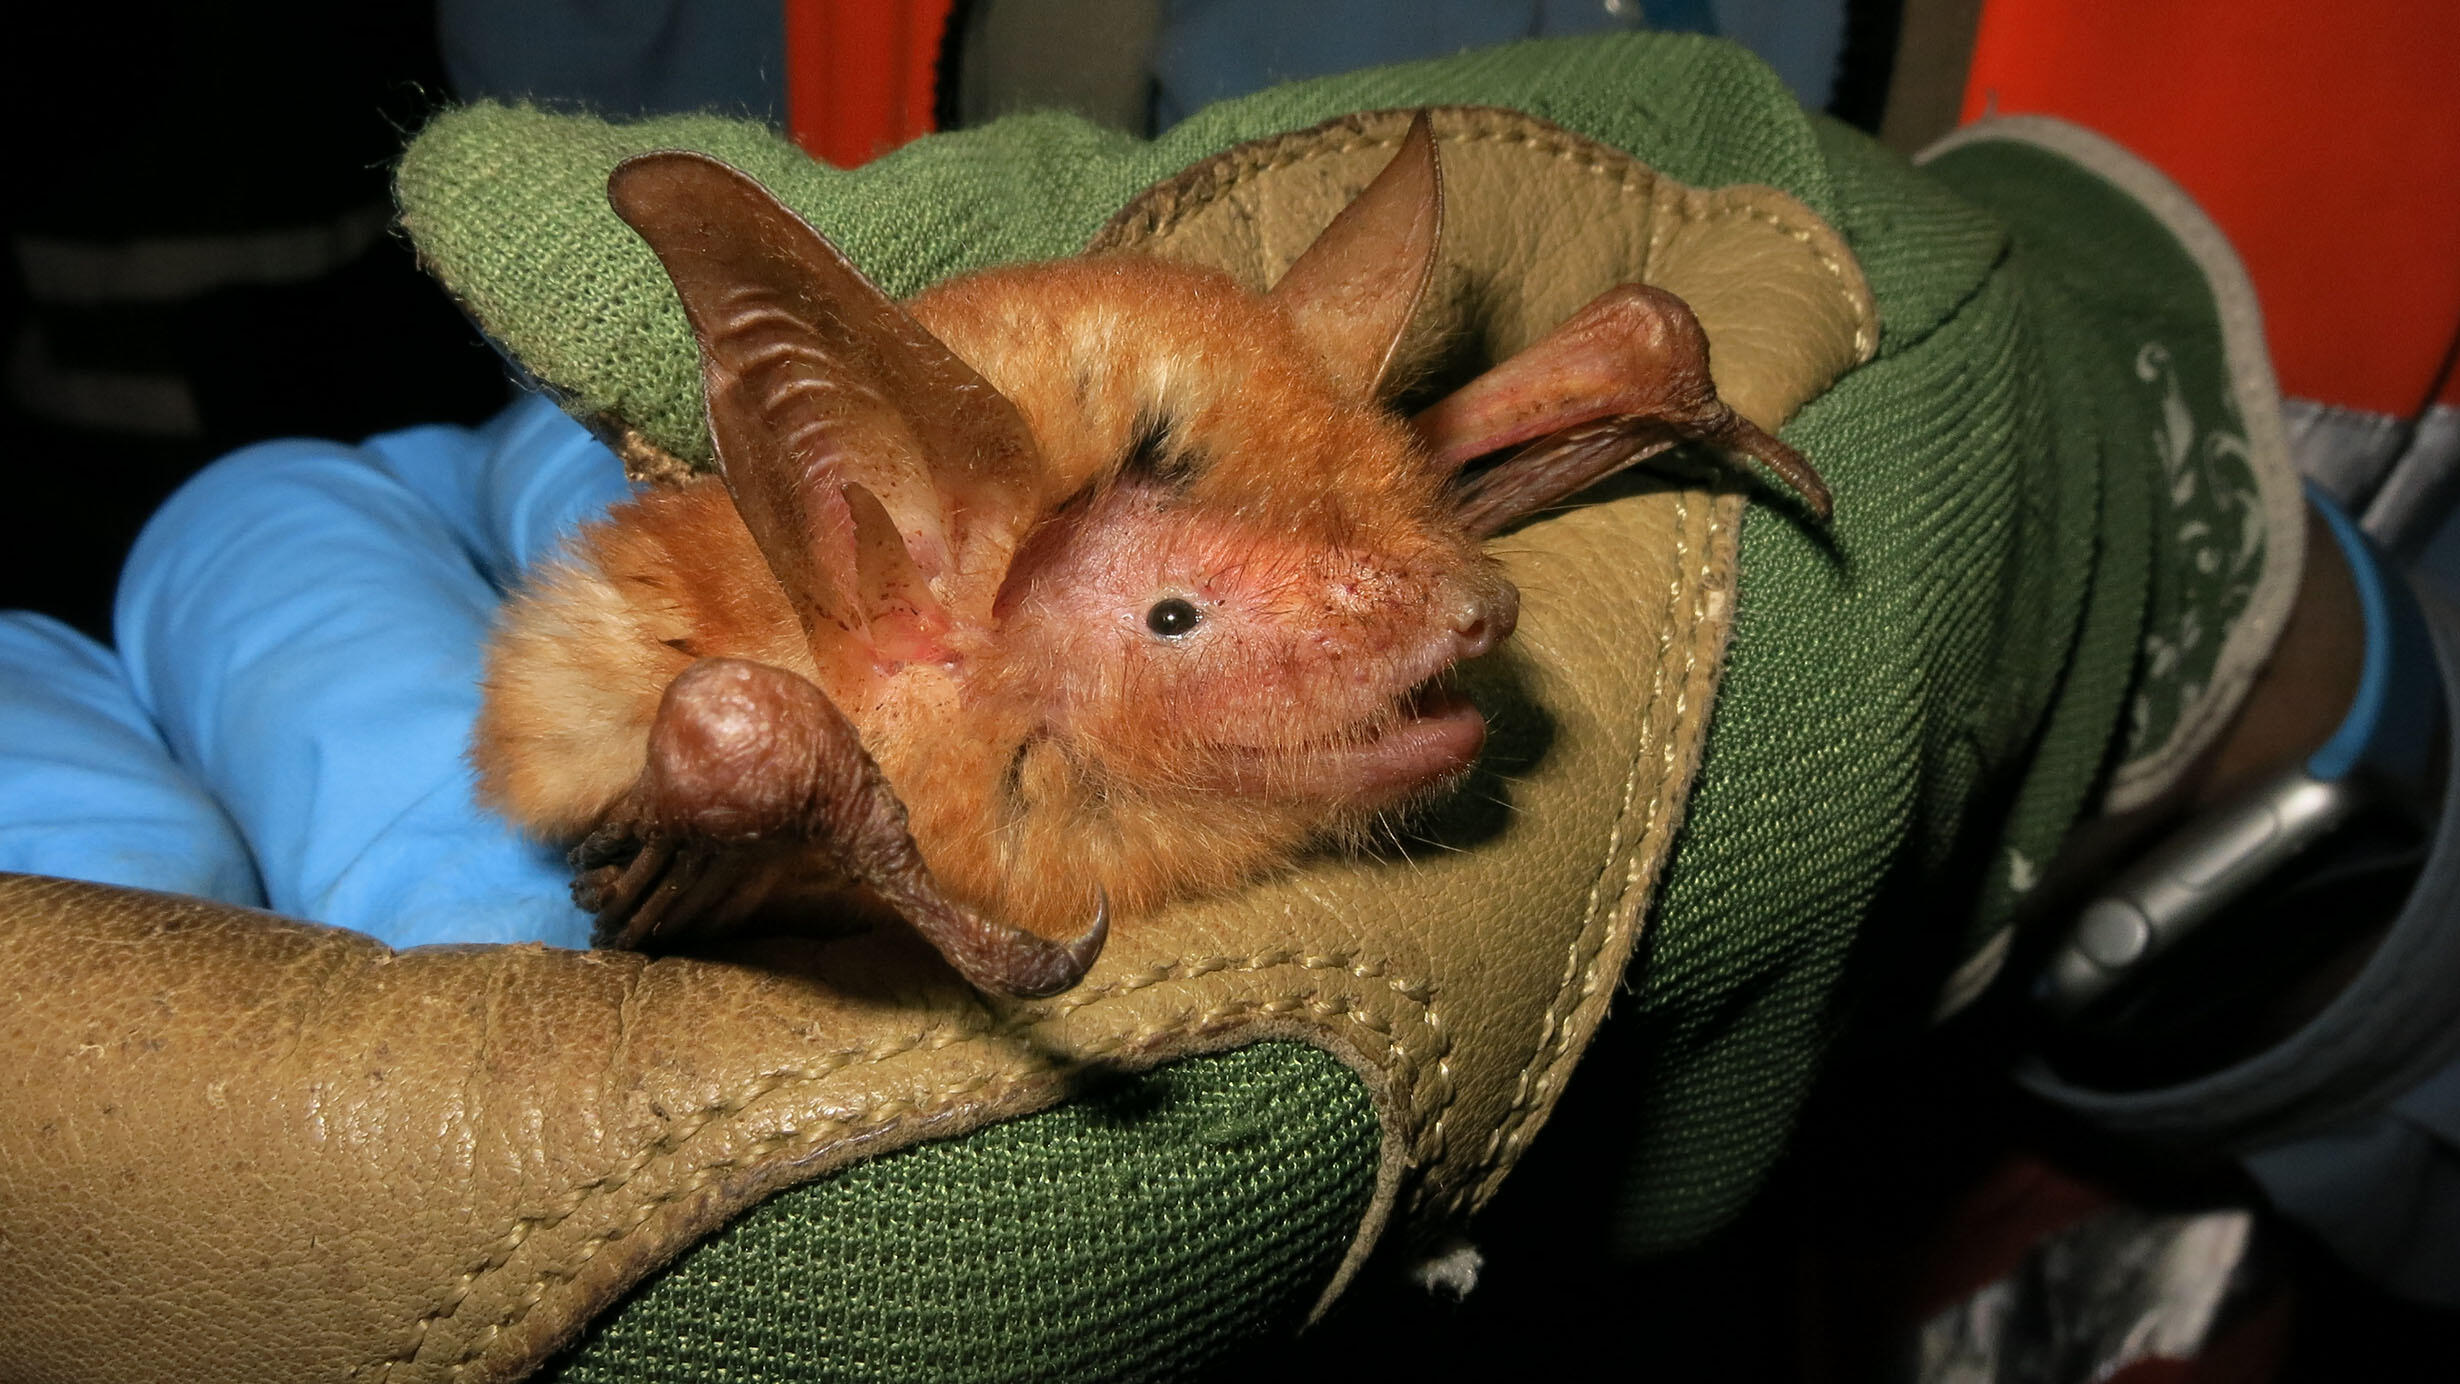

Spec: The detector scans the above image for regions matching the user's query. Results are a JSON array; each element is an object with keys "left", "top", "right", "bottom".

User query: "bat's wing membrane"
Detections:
[{"left": 1414, "top": 284, "right": 1831, "bottom": 535}]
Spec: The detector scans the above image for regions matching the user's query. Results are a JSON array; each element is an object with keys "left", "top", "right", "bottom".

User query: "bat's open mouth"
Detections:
[
  {"left": 1204, "top": 682, "right": 1486, "bottom": 804},
  {"left": 1328, "top": 685, "right": 1488, "bottom": 803}
]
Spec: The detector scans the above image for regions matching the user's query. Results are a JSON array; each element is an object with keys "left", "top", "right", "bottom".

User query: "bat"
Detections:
[{"left": 470, "top": 113, "right": 1827, "bottom": 998}]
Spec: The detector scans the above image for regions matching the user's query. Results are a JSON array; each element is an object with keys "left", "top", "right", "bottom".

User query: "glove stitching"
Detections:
[
  {"left": 1491, "top": 495, "right": 1732, "bottom": 1186},
  {"left": 1463, "top": 491, "right": 1700, "bottom": 1208},
  {"left": 1105, "top": 108, "right": 1874, "bottom": 355},
  {"left": 370, "top": 953, "right": 1436, "bottom": 1379},
  {"left": 436, "top": 986, "right": 1433, "bottom": 1378}
]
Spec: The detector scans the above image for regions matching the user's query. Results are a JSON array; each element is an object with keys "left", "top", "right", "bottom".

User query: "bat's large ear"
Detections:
[
  {"left": 1413, "top": 284, "right": 1832, "bottom": 535},
  {"left": 609, "top": 152, "right": 1043, "bottom": 658},
  {"left": 1267, "top": 110, "right": 1444, "bottom": 402}
]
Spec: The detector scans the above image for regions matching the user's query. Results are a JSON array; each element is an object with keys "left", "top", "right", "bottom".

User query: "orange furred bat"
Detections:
[{"left": 471, "top": 114, "right": 1825, "bottom": 998}]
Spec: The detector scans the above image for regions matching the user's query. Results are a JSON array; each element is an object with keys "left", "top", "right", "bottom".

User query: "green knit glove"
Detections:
[{"left": 396, "top": 32, "right": 2290, "bottom": 1378}]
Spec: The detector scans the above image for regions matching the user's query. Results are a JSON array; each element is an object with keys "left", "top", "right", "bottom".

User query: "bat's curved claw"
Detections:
[
  {"left": 1038, "top": 886, "right": 1112, "bottom": 996},
  {"left": 1726, "top": 421, "right": 1832, "bottom": 522},
  {"left": 576, "top": 832, "right": 674, "bottom": 947},
  {"left": 1417, "top": 281, "right": 1834, "bottom": 529},
  {"left": 901, "top": 886, "right": 1108, "bottom": 1000}
]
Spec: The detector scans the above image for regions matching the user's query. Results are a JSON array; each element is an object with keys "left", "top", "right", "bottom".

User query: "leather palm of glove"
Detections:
[{"left": 0, "top": 394, "right": 1385, "bottom": 1382}]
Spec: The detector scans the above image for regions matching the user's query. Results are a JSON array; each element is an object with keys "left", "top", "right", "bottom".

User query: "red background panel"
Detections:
[
  {"left": 784, "top": 0, "right": 954, "bottom": 170},
  {"left": 1961, "top": 0, "right": 2460, "bottom": 416}
]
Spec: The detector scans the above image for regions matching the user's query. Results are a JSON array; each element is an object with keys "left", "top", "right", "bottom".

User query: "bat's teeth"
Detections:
[
  {"left": 1400, "top": 675, "right": 1467, "bottom": 721},
  {"left": 1400, "top": 678, "right": 1433, "bottom": 718},
  {"left": 1404, "top": 686, "right": 1474, "bottom": 724}
]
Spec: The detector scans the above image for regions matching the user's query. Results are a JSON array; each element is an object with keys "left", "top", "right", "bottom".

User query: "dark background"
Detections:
[{"left": 0, "top": 2, "right": 509, "bottom": 640}]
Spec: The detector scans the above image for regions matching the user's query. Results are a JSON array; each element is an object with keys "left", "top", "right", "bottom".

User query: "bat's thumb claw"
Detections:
[
  {"left": 923, "top": 888, "right": 1109, "bottom": 1000},
  {"left": 985, "top": 889, "right": 1110, "bottom": 1000},
  {"left": 1728, "top": 421, "right": 1833, "bottom": 522},
  {"left": 1055, "top": 887, "right": 1112, "bottom": 985}
]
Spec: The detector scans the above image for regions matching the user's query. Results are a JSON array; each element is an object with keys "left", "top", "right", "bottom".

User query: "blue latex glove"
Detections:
[{"left": 0, "top": 393, "right": 637, "bottom": 948}]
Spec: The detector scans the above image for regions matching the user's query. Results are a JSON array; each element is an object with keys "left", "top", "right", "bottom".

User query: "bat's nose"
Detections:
[{"left": 1450, "top": 581, "right": 1519, "bottom": 660}]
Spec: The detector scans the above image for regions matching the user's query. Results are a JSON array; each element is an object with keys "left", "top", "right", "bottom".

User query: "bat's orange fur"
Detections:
[{"left": 473, "top": 256, "right": 1511, "bottom": 935}]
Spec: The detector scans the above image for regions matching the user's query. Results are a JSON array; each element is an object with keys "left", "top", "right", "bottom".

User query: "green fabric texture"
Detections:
[
  {"left": 1611, "top": 125, "right": 2127, "bottom": 1247},
  {"left": 396, "top": 27, "right": 2278, "bottom": 1365},
  {"left": 1608, "top": 124, "right": 2271, "bottom": 1248},
  {"left": 1924, "top": 138, "right": 2277, "bottom": 794},
  {"left": 542, "top": 1042, "right": 1378, "bottom": 1384},
  {"left": 396, "top": 33, "right": 1839, "bottom": 468}
]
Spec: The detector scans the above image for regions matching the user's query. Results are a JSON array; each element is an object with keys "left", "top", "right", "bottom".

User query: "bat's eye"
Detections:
[{"left": 1145, "top": 597, "right": 1203, "bottom": 638}]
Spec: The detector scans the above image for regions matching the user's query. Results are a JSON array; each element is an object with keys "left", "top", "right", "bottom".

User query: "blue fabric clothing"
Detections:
[
  {"left": 439, "top": 0, "right": 787, "bottom": 123},
  {"left": 0, "top": 612, "right": 261, "bottom": 905},
  {"left": 1, "top": 394, "right": 636, "bottom": 948}
]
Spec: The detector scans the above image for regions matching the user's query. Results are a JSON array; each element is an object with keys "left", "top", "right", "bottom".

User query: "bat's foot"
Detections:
[{"left": 573, "top": 831, "right": 695, "bottom": 950}]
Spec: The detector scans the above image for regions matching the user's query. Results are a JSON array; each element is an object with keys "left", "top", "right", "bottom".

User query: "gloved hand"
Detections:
[
  {"left": 0, "top": 393, "right": 634, "bottom": 948},
  {"left": 0, "top": 390, "right": 1385, "bottom": 1384}
]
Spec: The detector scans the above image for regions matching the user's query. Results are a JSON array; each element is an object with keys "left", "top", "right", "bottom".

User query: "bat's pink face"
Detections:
[
  {"left": 994, "top": 477, "right": 1516, "bottom": 811},
  {"left": 911, "top": 254, "right": 1522, "bottom": 820}
]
